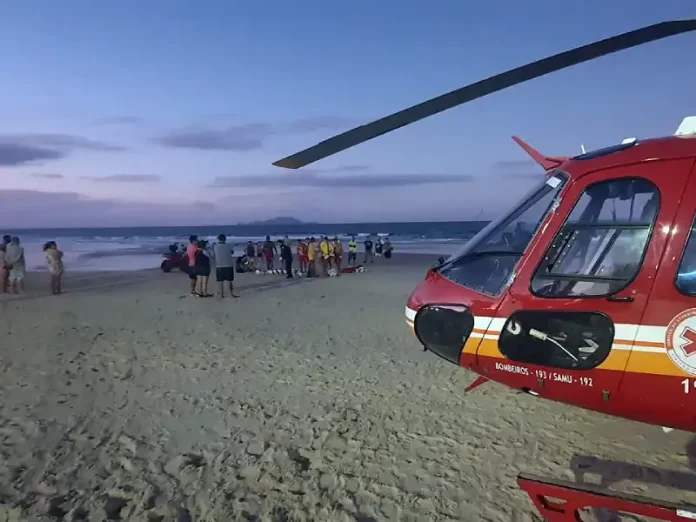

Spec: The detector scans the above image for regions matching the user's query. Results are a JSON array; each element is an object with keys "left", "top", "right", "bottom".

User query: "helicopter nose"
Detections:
[{"left": 406, "top": 276, "right": 475, "bottom": 365}]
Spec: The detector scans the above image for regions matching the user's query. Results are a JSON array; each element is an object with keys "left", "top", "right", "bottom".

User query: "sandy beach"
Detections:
[{"left": 1, "top": 253, "right": 695, "bottom": 521}]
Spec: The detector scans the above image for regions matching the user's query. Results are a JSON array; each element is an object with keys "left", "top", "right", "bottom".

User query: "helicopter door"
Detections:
[
  {"left": 484, "top": 158, "right": 693, "bottom": 411},
  {"left": 620, "top": 159, "right": 696, "bottom": 429}
]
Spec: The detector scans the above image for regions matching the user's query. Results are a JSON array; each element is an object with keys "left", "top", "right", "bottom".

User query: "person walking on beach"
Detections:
[
  {"left": 348, "top": 236, "right": 357, "bottom": 267},
  {"left": 296, "top": 238, "right": 308, "bottom": 274},
  {"left": 5, "top": 236, "right": 26, "bottom": 294},
  {"left": 43, "top": 241, "right": 65, "bottom": 295},
  {"left": 364, "top": 236, "right": 375, "bottom": 264},
  {"left": 184, "top": 235, "right": 199, "bottom": 296},
  {"left": 213, "top": 234, "right": 238, "bottom": 298}
]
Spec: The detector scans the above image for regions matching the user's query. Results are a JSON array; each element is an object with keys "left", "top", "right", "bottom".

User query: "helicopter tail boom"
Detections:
[{"left": 511, "top": 136, "right": 569, "bottom": 172}]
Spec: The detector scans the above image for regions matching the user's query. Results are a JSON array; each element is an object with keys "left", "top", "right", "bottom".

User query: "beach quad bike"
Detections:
[
  {"left": 272, "top": 19, "right": 696, "bottom": 521},
  {"left": 160, "top": 245, "right": 189, "bottom": 273}
]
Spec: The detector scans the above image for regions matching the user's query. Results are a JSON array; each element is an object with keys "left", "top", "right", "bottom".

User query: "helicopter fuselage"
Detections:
[{"left": 407, "top": 135, "right": 696, "bottom": 432}]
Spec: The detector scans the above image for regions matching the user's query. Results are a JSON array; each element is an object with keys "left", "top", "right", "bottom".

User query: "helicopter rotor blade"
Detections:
[{"left": 274, "top": 19, "right": 696, "bottom": 170}]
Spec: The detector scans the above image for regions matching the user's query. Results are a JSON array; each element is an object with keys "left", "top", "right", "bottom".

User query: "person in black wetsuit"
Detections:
[{"left": 280, "top": 242, "right": 294, "bottom": 279}]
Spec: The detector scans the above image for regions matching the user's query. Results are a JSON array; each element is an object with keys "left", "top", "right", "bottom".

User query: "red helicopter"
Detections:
[{"left": 274, "top": 19, "right": 696, "bottom": 521}]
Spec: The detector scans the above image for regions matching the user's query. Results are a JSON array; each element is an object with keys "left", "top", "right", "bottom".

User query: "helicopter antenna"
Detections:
[{"left": 274, "top": 20, "right": 696, "bottom": 169}]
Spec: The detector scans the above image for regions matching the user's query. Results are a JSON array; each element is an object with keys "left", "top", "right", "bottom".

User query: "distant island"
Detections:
[{"left": 239, "top": 217, "right": 316, "bottom": 226}]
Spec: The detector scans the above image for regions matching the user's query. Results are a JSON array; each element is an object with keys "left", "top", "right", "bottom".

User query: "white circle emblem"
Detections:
[{"left": 665, "top": 308, "right": 696, "bottom": 376}]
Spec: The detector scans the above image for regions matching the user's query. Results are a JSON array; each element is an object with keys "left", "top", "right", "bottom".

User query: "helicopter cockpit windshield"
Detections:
[{"left": 439, "top": 171, "right": 567, "bottom": 296}]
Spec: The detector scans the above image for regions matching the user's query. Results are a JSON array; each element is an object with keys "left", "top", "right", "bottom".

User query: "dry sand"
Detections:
[{"left": 1, "top": 254, "right": 695, "bottom": 522}]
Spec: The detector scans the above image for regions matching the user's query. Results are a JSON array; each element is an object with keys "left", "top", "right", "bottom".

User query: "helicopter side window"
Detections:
[
  {"left": 676, "top": 215, "right": 696, "bottom": 296},
  {"left": 531, "top": 178, "right": 659, "bottom": 298}
]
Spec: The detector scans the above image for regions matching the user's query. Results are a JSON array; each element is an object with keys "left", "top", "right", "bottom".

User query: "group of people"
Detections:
[
  {"left": 238, "top": 234, "right": 393, "bottom": 279},
  {"left": 180, "top": 234, "right": 238, "bottom": 298},
  {"left": 0, "top": 235, "right": 64, "bottom": 295}
]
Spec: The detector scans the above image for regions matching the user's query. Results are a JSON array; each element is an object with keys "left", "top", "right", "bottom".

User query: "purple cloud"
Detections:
[
  {"left": 0, "top": 144, "right": 65, "bottom": 166},
  {"left": 92, "top": 116, "right": 144, "bottom": 126},
  {"left": 211, "top": 167, "right": 470, "bottom": 189},
  {"left": 492, "top": 159, "right": 537, "bottom": 169},
  {"left": 0, "top": 189, "right": 220, "bottom": 228},
  {"left": 0, "top": 133, "right": 123, "bottom": 152},
  {"left": 80, "top": 174, "right": 161, "bottom": 183},
  {"left": 154, "top": 117, "right": 362, "bottom": 151},
  {"left": 155, "top": 123, "right": 272, "bottom": 151},
  {"left": 31, "top": 173, "right": 64, "bottom": 180},
  {"left": 0, "top": 133, "right": 124, "bottom": 167}
]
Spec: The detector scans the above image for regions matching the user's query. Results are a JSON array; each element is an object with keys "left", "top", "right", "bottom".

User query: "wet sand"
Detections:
[{"left": 0, "top": 253, "right": 694, "bottom": 521}]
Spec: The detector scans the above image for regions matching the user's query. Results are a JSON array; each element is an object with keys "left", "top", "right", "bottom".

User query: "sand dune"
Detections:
[{"left": 0, "top": 255, "right": 695, "bottom": 521}]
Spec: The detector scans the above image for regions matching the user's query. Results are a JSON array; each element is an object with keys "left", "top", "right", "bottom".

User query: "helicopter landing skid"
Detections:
[{"left": 517, "top": 472, "right": 696, "bottom": 521}]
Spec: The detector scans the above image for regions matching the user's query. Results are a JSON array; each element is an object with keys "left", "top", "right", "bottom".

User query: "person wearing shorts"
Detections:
[
  {"left": 213, "top": 234, "right": 238, "bottom": 298},
  {"left": 184, "top": 235, "right": 199, "bottom": 295}
]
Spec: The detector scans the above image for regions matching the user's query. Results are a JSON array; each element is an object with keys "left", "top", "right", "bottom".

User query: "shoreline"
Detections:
[{"left": 0, "top": 252, "right": 441, "bottom": 303}]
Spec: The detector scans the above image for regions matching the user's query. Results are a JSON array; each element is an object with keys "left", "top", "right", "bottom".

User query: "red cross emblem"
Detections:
[{"left": 680, "top": 327, "right": 696, "bottom": 356}]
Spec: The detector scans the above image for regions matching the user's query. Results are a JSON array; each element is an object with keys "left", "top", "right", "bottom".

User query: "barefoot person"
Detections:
[
  {"left": 43, "top": 241, "right": 65, "bottom": 295},
  {"left": 213, "top": 234, "right": 238, "bottom": 298},
  {"left": 296, "top": 238, "right": 307, "bottom": 274},
  {"left": 194, "top": 240, "right": 212, "bottom": 297},
  {"left": 348, "top": 236, "right": 357, "bottom": 267},
  {"left": 0, "top": 243, "right": 6, "bottom": 294},
  {"left": 1, "top": 235, "right": 10, "bottom": 292},
  {"left": 184, "top": 235, "right": 199, "bottom": 296},
  {"left": 307, "top": 237, "right": 317, "bottom": 278},
  {"left": 281, "top": 241, "right": 294, "bottom": 279},
  {"left": 333, "top": 236, "right": 343, "bottom": 274},
  {"left": 5, "top": 236, "right": 26, "bottom": 294},
  {"left": 263, "top": 236, "right": 276, "bottom": 271},
  {"left": 319, "top": 236, "right": 330, "bottom": 276}
]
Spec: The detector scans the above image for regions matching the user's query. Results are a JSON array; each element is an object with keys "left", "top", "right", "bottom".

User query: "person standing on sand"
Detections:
[
  {"left": 43, "top": 241, "right": 65, "bottom": 295},
  {"left": 1, "top": 235, "right": 10, "bottom": 292},
  {"left": 184, "top": 235, "right": 199, "bottom": 296},
  {"left": 194, "top": 239, "right": 213, "bottom": 297},
  {"left": 319, "top": 236, "right": 330, "bottom": 276},
  {"left": 297, "top": 238, "right": 308, "bottom": 274},
  {"left": 213, "top": 234, "right": 238, "bottom": 298},
  {"left": 245, "top": 241, "right": 256, "bottom": 270},
  {"left": 333, "top": 236, "right": 343, "bottom": 274},
  {"left": 263, "top": 235, "right": 276, "bottom": 271},
  {"left": 5, "top": 237, "right": 26, "bottom": 294},
  {"left": 348, "top": 236, "right": 357, "bottom": 267},
  {"left": 280, "top": 241, "right": 294, "bottom": 278},
  {"left": 307, "top": 237, "right": 317, "bottom": 277},
  {"left": 0, "top": 244, "right": 6, "bottom": 294},
  {"left": 363, "top": 236, "right": 375, "bottom": 264}
]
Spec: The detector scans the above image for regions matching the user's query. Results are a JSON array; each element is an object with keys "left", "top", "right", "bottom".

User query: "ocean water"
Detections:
[{"left": 2, "top": 221, "right": 489, "bottom": 272}]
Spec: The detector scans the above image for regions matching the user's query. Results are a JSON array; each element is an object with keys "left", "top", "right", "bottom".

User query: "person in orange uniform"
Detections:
[
  {"left": 307, "top": 237, "right": 317, "bottom": 277},
  {"left": 333, "top": 236, "right": 343, "bottom": 274},
  {"left": 296, "top": 238, "right": 308, "bottom": 274}
]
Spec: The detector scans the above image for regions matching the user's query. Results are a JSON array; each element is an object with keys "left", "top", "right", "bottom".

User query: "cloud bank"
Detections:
[
  {"left": 0, "top": 133, "right": 124, "bottom": 167},
  {"left": 154, "top": 117, "right": 360, "bottom": 151},
  {"left": 80, "top": 174, "right": 161, "bottom": 183}
]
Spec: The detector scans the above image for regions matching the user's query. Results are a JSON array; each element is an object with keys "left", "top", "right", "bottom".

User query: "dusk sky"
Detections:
[{"left": 0, "top": 1, "right": 694, "bottom": 227}]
